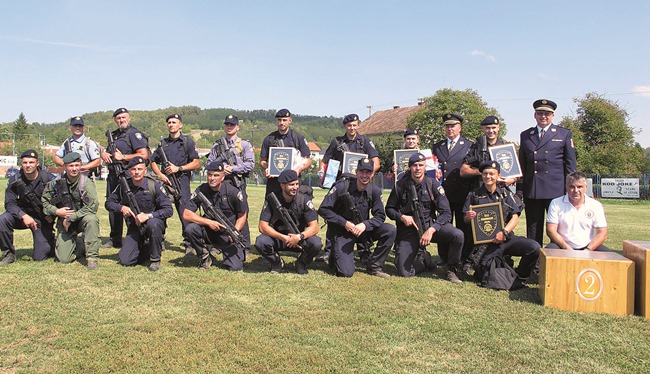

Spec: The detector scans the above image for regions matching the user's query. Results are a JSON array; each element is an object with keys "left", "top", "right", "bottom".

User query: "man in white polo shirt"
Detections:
[{"left": 545, "top": 171, "right": 610, "bottom": 251}]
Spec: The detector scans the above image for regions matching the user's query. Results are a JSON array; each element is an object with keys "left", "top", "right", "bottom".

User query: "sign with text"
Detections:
[
  {"left": 601, "top": 178, "right": 639, "bottom": 198},
  {"left": 0, "top": 155, "right": 17, "bottom": 166}
]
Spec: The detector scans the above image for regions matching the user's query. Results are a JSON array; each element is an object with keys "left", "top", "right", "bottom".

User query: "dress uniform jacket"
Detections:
[{"left": 432, "top": 136, "right": 474, "bottom": 204}]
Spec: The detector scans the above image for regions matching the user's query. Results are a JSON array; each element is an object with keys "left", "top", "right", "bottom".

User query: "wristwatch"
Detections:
[
  {"left": 148, "top": 213, "right": 154, "bottom": 220},
  {"left": 299, "top": 233, "right": 305, "bottom": 240},
  {"left": 501, "top": 228, "right": 512, "bottom": 240},
  {"left": 178, "top": 166, "right": 183, "bottom": 172}
]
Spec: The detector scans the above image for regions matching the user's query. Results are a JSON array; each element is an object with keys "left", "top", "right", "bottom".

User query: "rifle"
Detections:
[
  {"left": 13, "top": 177, "right": 52, "bottom": 224},
  {"left": 213, "top": 138, "right": 243, "bottom": 187},
  {"left": 338, "top": 190, "right": 373, "bottom": 248},
  {"left": 119, "top": 176, "right": 146, "bottom": 236},
  {"left": 53, "top": 177, "right": 79, "bottom": 235},
  {"left": 194, "top": 191, "right": 247, "bottom": 251},
  {"left": 409, "top": 183, "right": 431, "bottom": 253},
  {"left": 266, "top": 192, "right": 307, "bottom": 248},
  {"left": 105, "top": 130, "right": 124, "bottom": 177},
  {"left": 463, "top": 135, "right": 490, "bottom": 166},
  {"left": 156, "top": 139, "right": 183, "bottom": 202}
]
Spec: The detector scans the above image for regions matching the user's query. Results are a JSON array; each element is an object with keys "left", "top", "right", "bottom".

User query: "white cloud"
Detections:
[
  {"left": 632, "top": 86, "right": 650, "bottom": 97},
  {"left": 470, "top": 50, "right": 496, "bottom": 63},
  {"left": 0, "top": 35, "right": 105, "bottom": 51}
]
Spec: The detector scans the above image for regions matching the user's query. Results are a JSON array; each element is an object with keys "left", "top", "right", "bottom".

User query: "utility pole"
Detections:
[{"left": 366, "top": 106, "right": 373, "bottom": 117}]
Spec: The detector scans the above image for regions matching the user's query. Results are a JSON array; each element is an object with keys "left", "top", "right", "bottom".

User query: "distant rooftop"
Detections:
[{"left": 359, "top": 104, "right": 424, "bottom": 136}]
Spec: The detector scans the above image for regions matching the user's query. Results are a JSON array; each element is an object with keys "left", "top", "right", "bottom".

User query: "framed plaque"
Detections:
[
  {"left": 488, "top": 144, "right": 522, "bottom": 179},
  {"left": 394, "top": 149, "right": 419, "bottom": 174},
  {"left": 469, "top": 202, "right": 505, "bottom": 244},
  {"left": 341, "top": 151, "right": 368, "bottom": 177},
  {"left": 268, "top": 147, "right": 295, "bottom": 177}
]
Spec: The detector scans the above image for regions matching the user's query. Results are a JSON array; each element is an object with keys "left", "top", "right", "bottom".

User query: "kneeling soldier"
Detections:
[
  {"left": 105, "top": 157, "right": 173, "bottom": 271},
  {"left": 318, "top": 158, "right": 395, "bottom": 279},
  {"left": 386, "top": 153, "right": 465, "bottom": 282},
  {"left": 183, "top": 162, "right": 249, "bottom": 271},
  {"left": 256, "top": 170, "right": 321, "bottom": 274},
  {"left": 42, "top": 152, "right": 101, "bottom": 269}
]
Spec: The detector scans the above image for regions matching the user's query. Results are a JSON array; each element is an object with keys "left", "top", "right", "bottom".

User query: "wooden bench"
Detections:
[
  {"left": 539, "top": 248, "right": 634, "bottom": 316},
  {"left": 622, "top": 240, "right": 650, "bottom": 318}
]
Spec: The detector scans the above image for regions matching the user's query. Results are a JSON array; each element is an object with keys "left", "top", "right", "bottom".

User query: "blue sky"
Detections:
[{"left": 2, "top": 0, "right": 649, "bottom": 146}]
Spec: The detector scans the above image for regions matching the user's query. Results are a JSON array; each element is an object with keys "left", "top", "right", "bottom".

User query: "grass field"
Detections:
[{"left": 1, "top": 181, "right": 649, "bottom": 373}]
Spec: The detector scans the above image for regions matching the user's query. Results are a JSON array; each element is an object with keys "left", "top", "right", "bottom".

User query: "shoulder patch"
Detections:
[
  {"left": 304, "top": 138, "right": 309, "bottom": 146},
  {"left": 160, "top": 185, "right": 168, "bottom": 196},
  {"left": 368, "top": 140, "right": 375, "bottom": 148},
  {"left": 437, "top": 185, "right": 445, "bottom": 195},
  {"left": 306, "top": 199, "right": 315, "bottom": 210},
  {"left": 237, "top": 191, "right": 244, "bottom": 201},
  {"left": 135, "top": 132, "right": 143, "bottom": 140}
]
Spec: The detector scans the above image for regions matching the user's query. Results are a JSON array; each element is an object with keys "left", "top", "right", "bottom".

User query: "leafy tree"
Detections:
[
  {"left": 370, "top": 133, "right": 403, "bottom": 173},
  {"left": 407, "top": 88, "right": 505, "bottom": 148},
  {"left": 643, "top": 147, "right": 650, "bottom": 174},
  {"left": 558, "top": 93, "right": 644, "bottom": 174}
]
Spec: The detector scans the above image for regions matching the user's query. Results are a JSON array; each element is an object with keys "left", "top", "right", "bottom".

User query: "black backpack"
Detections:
[{"left": 478, "top": 255, "right": 525, "bottom": 291}]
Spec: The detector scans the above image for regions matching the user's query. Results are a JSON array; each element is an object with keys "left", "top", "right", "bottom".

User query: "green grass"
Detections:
[{"left": 1, "top": 181, "right": 649, "bottom": 372}]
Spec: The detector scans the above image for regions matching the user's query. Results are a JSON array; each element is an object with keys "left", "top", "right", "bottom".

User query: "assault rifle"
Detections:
[
  {"left": 266, "top": 192, "right": 306, "bottom": 248},
  {"left": 409, "top": 183, "right": 431, "bottom": 255},
  {"left": 213, "top": 138, "right": 243, "bottom": 187},
  {"left": 463, "top": 135, "right": 489, "bottom": 166},
  {"left": 338, "top": 190, "right": 373, "bottom": 249},
  {"left": 13, "top": 177, "right": 53, "bottom": 224},
  {"left": 54, "top": 178, "right": 79, "bottom": 235},
  {"left": 105, "top": 130, "right": 125, "bottom": 177},
  {"left": 156, "top": 139, "right": 183, "bottom": 202},
  {"left": 119, "top": 176, "right": 146, "bottom": 236},
  {"left": 194, "top": 191, "right": 247, "bottom": 251}
]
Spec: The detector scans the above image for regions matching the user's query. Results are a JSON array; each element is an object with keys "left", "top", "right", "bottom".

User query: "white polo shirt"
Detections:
[{"left": 546, "top": 194, "right": 607, "bottom": 248}]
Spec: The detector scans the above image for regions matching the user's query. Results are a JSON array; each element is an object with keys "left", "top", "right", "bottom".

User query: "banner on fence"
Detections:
[{"left": 601, "top": 178, "right": 639, "bottom": 198}]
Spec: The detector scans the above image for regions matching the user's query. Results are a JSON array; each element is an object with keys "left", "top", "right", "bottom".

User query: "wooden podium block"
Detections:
[
  {"left": 539, "top": 248, "right": 634, "bottom": 316},
  {"left": 623, "top": 240, "right": 650, "bottom": 318}
]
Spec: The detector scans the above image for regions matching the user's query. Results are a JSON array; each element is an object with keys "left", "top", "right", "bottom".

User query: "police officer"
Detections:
[
  {"left": 463, "top": 161, "right": 539, "bottom": 282},
  {"left": 0, "top": 150, "right": 55, "bottom": 265},
  {"left": 53, "top": 116, "right": 101, "bottom": 177},
  {"left": 105, "top": 156, "right": 173, "bottom": 271},
  {"left": 42, "top": 152, "right": 100, "bottom": 270},
  {"left": 432, "top": 114, "right": 474, "bottom": 265},
  {"left": 392, "top": 128, "right": 420, "bottom": 176},
  {"left": 386, "top": 153, "right": 464, "bottom": 282},
  {"left": 518, "top": 99, "right": 577, "bottom": 246},
  {"left": 256, "top": 170, "right": 321, "bottom": 275},
  {"left": 150, "top": 113, "right": 200, "bottom": 252},
  {"left": 317, "top": 114, "right": 380, "bottom": 263},
  {"left": 318, "top": 158, "right": 395, "bottom": 279},
  {"left": 259, "top": 108, "right": 311, "bottom": 195},
  {"left": 100, "top": 107, "right": 150, "bottom": 249},
  {"left": 206, "top": 114, "right": 255, "bottom": 249},
  {"left": 183, "top": 162, "right": 249, "bottom": 271}
]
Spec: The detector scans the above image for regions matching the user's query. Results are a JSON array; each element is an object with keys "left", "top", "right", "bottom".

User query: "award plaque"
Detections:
[
  {"left": 341, "top": 151, "right": 368, "bottom": 177},
  {"left": 268, "top": 147, "right": 295, "bottom": 177},
  {"left": 488, "top": 144, "right": 522, "bottom": 179},
  {"left": 469, "top": 202, "right": 505, "bottom": 244},
  {"left": 394, "top": 149, "right": 419, "bottom": 174},
  {"left": 322, "top": 159, "right": 340, "bottom": 189}
]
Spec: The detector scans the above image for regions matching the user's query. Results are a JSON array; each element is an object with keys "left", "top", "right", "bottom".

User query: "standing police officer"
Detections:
[
  {"left": 53, "top": 116, "right": 102, "bottom": 177},
  {"left": 100, "top": 108, "right": 150, "bottom": 249},
  {"left": 518, "top": 99, "right": 577, "bottom": 246},
  {"left": 318, "top": 159, "right": 395, "bottom": 279},
  {"left": 150, "top": 113, "right": 200, "bottom": 252},
  {"left": 386, "top": 153, "right": 464, "bottom": 282},
  {"left": 259, "top": 109, "right": 311, "bottom": 195},
  {"left": 432, "top": 114, "right": 474, "bottom": 265},
  {"left": 0, "top": 150, "right": 55, "bottom": 265},
  {"left": 256, "top": 170, "right": 321, "bottom": 275},
  {"left": 105, "top": 157, "right": 173, "bottom": 271},
  {"left": 183, "top": 162, "right": 249, "bottom": 271},
  {"left": 42, "top": 152, "right": 101, "bottom": 270}
]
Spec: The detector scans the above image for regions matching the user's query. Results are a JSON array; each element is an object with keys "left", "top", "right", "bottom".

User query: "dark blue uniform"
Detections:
[
  {"left": 106, "top": 126, "right": 149, "bottom": 246},
  {"left": 318, "top": 179, "right": 395, "bottom": 277},
  {"left": 151, "top": 135, "right": 199, "bottom": 240},
  {"left": 0, "top": 168, "right": 55, "bottom": 261},
  {"left": 463, "top": 185, "right": 539, "bottom": 278},
  {"left": 255, "top": 191, "right": 322, "bottom": 268},
  {"left": 260, "top": 129, "right": 311, "bottom": 194},
  {"left": 519, "top": 124, "right": 576, "bottom": 245},
  {"left": 386, "top": 174, "right": 463, "bottom": 276},
  {"left": 432, "top": 136, "right": 474, "bottom": 262},
  {"left": 105, "top": 178, "right": 173, "bottom": 266},
  {"left": 322, "top": 134, "right": 379, "bottom": 179},
  {"left": 185, "top": 181, "right": 249, "bottom": 271}
]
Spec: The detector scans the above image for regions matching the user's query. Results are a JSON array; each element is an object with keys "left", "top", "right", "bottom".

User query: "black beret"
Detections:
[
  {"left": 205, "top": 161, "right": 224, "bottom": 172},
  {"left": 442, "top": 113, "right": 463, "bottom": 125},
  {"left": 479, "top": 160, "right": 500, "bottom": 173},
  {"left": 20, "top": 149, "right": 39, "bottom": 159},
  {"left": 127, "top": 156, "right": 146, "bottom": 169},
  {"left": 356, "top": 158, "right": 374, "bottom": 172},
  {"left": 343, "top": 114, "right": 360, "bottom": 124},
  {"left": 166, "top": 113, "right": 182, "bottom": 122},
  {"left": 278, "top": 169, "right": 298, "bottom": 183},
  {"left": 70, "top": 116, "right": 85, "bottom": 126},
  {"left": 408, "top": 153, "right": 427, "bottom": 167},
  {"left": 224, "top": 115, "right": 239, "bottom": 125},
  {"left": 113, "top": 108, "right": 128, "bottom": 117},
  {"left": 62, "top": 152, "right": 81, "bottom": 164},
  {"left": 533, "top": 99, "right": 557, "bottom": 112},
  {"left": 275, "top": 109, "right": 291, "bottom": 118},
  {"left": 403, "top": 128, "right": 419, "bottom": 137},
  {"left": 481, "top": 115, "right": 500, "bottom": 126}
]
